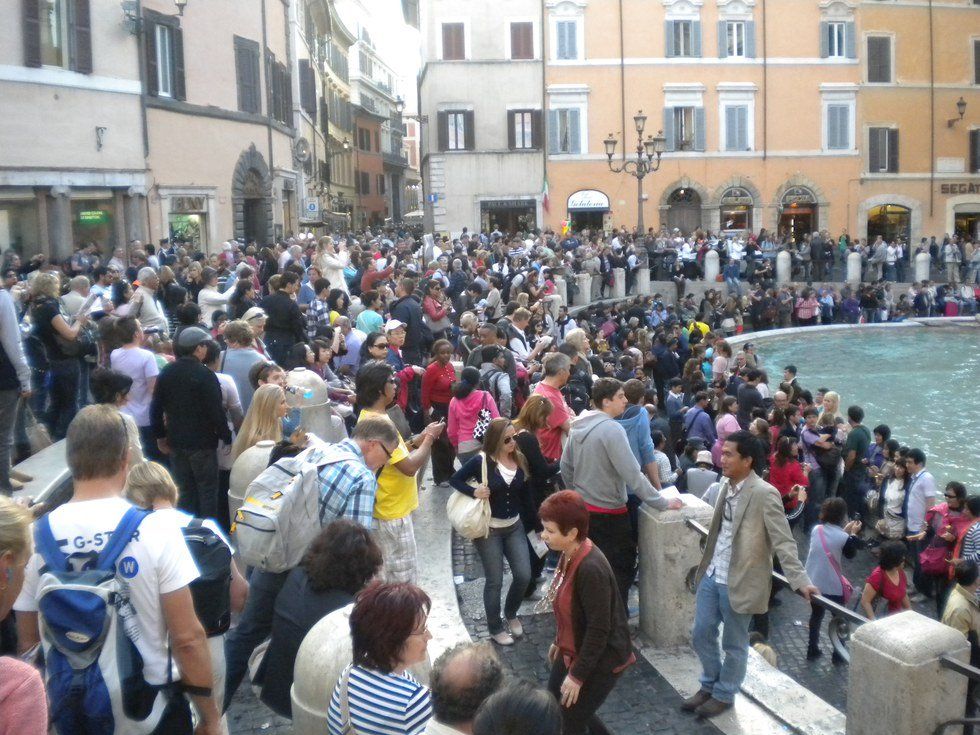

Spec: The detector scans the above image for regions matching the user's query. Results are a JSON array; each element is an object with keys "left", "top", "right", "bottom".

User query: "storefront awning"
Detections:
[{"left": 567, "top": 189, "right": 610, "bottom": 211}]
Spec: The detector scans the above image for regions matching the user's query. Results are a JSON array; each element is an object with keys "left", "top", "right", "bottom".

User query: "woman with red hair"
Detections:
[{"left": 537, "top": 491, "right": 635, "bottom": 735}]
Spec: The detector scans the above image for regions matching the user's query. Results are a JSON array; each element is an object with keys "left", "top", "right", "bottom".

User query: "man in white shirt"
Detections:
[
  {"left": 423, "top": 643, "right": 504, "bottom": 735},
  {"left": 61, "top": 275, "right": 91, "bottom": 318},
  {"left": 15, "top": 405, "right": 221, "bottom": 735},
  {"left": 128, "top": 267, "right": 169, "bottom": 334},
  {"left": 110, "top": 317, "right": 161, "bottom": 459}
]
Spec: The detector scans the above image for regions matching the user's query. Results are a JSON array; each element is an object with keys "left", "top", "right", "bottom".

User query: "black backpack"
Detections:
[{"left": 182, "top": 519, "right": 232, "bottom": 637}]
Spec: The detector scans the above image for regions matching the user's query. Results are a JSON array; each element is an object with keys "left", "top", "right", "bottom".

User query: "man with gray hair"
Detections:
[
  {"left": 129, "top": 266, "right": 169, "bottom": 333},
  {"left": 424, "top": 643, "right": 504, "bottom": 734},
  {"left": 60, "top": 275, "right": 91, "bottom": 318},
  {"left": 531, "top": 351, "right": 573, "bottom": 463}
]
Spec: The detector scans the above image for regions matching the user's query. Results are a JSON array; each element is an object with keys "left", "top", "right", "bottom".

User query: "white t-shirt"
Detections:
[
  {"left": 15, "top": 497, "right": 200, "bottom": 686},
  {"left": 111, "top": 346, "right": 160, "bottom": 427}
]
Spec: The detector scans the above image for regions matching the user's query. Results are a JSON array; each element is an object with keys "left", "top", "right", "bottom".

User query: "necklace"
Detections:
[{"left": 533, "top": 542, "right": 584, "bottom": 615}]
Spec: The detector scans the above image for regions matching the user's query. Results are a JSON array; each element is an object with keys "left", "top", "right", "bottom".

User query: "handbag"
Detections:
[
  {"left": 818, "top": 526, "right": 853, "bottom": 604},
  {"left": 471, "top": 392, "right": 492, "bottom": 443},
  {"left": 337, "top": 666, "right": 355, "bottom": 735},
  {"left": 446, "top": 453, "right": 491, "bottom": 540},
  {"left": 23, "top": 400, "right": 52, "bottom": 454}
]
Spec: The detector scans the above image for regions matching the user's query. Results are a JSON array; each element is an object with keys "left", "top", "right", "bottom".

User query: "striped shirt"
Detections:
[
  {"left": 327, "top": 664, "right": 431, "bottom": 735},
  {"left": 316, "top": 439, "right": 378, "bottom": 529}
]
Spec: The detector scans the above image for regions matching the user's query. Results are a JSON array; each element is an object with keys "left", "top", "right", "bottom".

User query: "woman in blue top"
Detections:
[
  {"left": 328, "top": 582, "right": 433, "bottom": 735},
  {"left": 451, "top": 417, "right": 533, "bottom": 647}
]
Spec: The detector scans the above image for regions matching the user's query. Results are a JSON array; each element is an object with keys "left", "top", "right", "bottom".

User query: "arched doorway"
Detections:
[
  {"left": 867, "top": 204, "right": 911, "bottom": 244},
  {"left": 232, "top": 144, "right": 273, "bottom": 245},
  {"left": 666, "top": 188, "right": 702, "bottom": 235},
  {"left": 719, "top": 186, "right": 753, "bottom": 233},
  {"left": 778, "top": 186, "right": 818, "bottom": 242}
]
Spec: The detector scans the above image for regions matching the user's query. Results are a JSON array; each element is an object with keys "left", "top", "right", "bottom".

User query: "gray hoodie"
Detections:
[{"left": 560, "top": 410, "right": 669, "bottom": 510}]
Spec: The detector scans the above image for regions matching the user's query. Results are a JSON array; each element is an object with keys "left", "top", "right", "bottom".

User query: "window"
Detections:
[
  {"left": 510, "top": 22, "right": 533, "bottom": 60},
  {"left": 726, "top": 21, "right": 745, "bottom": 58},
  {"left": 825, "top": 103, "right": 851, "bottom": 150},
  {"left": 357, "top": 171, "right": 370, "bottom": 195},
  {"left": 298, "top": 58, "right": 316, "bottom": 116},
  {"left": 556, "top": 20, "right": 578, "bottom": 60},
  {"left": 664, "top": 106, "right": 705, "bottom": 151},
  {"left": 970, "top": 130, "right": 980, "bottom": 173},
  {"left": 265, "top": 52, "right": 291, "bottom": 125},
  {"left": 438, "top": 110, "right": 474, "bottom": 151},
  {"left": 357, "top": 128, "right": 370, "bottom": 151},
  {"left": 867, "top": 36, "right": 892, "bottom": 83},
  {"left": 377, "top": 175, "right": 386, "bottom": 195},
  {"left": 24, "top": 0, "right": 92, "bottom": 73},
  {"left": 508, "top": 109, "right": 541, "bottom": 149},
  {"left": 235, "top": 37, "right": 261, "bottom": 113},
  {"left": 826, "top": 22, "right": 845, "bottom": 58},
  {"left": 723, "top": 105, "right": 749, "bottom": 151},
  {"left": 974, "top": 40, "right": 980, "bottom": 84},
  {"left": 442, "top": 22, "right": 465, "bottom": 60},
  {"left": 665, "top": 19, "right": 701, "bottom": 57},
  {"left": 547, "top": 108, "right": 581, "bottom": 154},
  {"left": 145, "top": 15, "right": 185, "bottom": 100},
  {"left": 868, "top": 127, "right": 899, "bottom": 173}
]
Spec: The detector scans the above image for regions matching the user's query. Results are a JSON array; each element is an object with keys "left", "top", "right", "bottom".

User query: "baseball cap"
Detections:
[
  {"left": 176, "top": 327, "right": 211, "bottom": 350},
  {"left": 696, "top": 450, "right": 714, "bottom": 465},
  {"left": 384, "top": 319, "right": 406, "bottom": 333}
]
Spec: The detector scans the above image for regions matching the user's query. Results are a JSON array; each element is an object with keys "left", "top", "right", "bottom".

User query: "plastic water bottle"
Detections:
[
  {"left": 285, "top": 386, "right": 314, "bottom": 400},
  {"left": 116, "top": 585, "right": 142, "bottom": 643}
]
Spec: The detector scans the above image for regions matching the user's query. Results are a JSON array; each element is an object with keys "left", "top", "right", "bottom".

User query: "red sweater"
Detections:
[
  {"left": 768, "top": 456, "right": 809, "bottom": 511},
  {"left": 422, "top": 361, "right": 455, "bottom": 410},
  {"left": 360, "top": 265, "right": 395, "bottom": 293}
]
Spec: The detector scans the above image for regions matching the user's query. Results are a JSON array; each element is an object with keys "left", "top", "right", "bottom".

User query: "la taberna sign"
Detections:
[{"left": 567, "top": 189, "right": 610, "bottom": 211}]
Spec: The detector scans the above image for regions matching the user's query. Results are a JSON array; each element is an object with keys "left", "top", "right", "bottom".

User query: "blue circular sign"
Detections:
[{"left": 118, "top": 556, "right": 140, "bottom": 579}]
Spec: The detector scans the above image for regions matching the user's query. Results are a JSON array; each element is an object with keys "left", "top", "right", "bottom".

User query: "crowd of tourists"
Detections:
[{"left": 0, "top": 222, "right": 975, "bottom": 735}]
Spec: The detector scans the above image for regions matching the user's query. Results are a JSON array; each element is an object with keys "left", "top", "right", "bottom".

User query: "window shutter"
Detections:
[
  {"left": 463, "top": 110, "right": 475, "bottom": 150},
  {"left": 971, "top": 131, "right": 980, "bottom": 173},
  {"left": 725, "top": 106, "right": 737, "bottom": 150},
  {"left": 511, "top": 22, "right": 532, "bottom": 60},
  {"left": 665, "top": 21, "right": 675, "bottom": 57},
  {"left": 548, "top": 110, "right": 559, "bottom": 152},
  {"left": 172, "top": 27, "right": 186, "bottom": 100},
  {"left": 531, "top": 110, "right": 542, "bottom": 149},
  {"left": 568, "top": 109, "right": 581, "bottom": 154},
  {"left": 718, "top": 21, "right": 727, "bottom": 58},
  {"left": 694, "top": 107, "right": 706, "bottom": 151},
  {"left": 887, "top": 129, "right": 899, "bottom": 173},
  {"left": 827, "top": 106, "right": 840, "bottom": 150},
  {"left": 868, "top": 37, "right": 890, "bottom": 82},
  {"left": 691, "top": 21, "right": 702, "bottom": 57},
  {"left": 556, "top": 22, "right": 566, "bottom": 59},
  {"left": 663, "top": 107, "right": 675, "bottom": 152},
  {"left": 738, "top": 106, "right": 748, "bottom": 149},
  {"left": 300, "top": 60, "right": 316, "bottom": 115},
  {"left": 868, "top": 128, "right": 881, "bottom": 170},
  {"left": 23, "top": 0, "right": 41, "bottom": 68},
  {"left": 235, "top": 41, "right": 247, "bottom": 111},
  {"left": 320, "top": 98, "right": 328, "bottom": 134},
  {"left": 72, "top": 0, "right": 93, "bottom": 74},
  {"left": 507, "top": 111, "right": 516, "bottom": 150},
  {"left": 745, "top": 21, "right": 755, "bottom": 58},
  {"left": 845, "top": 22, "right": 856, "bottom": 59},
  {"left": 819, "top": 22, "right": 829, "bottom": 58},
  {"left": 145, "top": 21, "right": 159, "bottom": 96},
  {"left": 975, "top": 40, "right": 980, "bottom": 84}
]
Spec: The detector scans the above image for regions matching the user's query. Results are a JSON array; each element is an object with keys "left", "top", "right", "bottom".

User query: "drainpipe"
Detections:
[
  {"left": 261, "top": 0, "right": 275, "bottom": 182},
  {"left": 541, "top": 0, "right": 547, "bottom": 226},
  {"left": 761, "top": 0, "right": 767, "bottom": 161},
  {"left": 135, "top": 0, "right": 149, "bottom": 160},
  {"left": 928, "top": 0, "right": 935, "bottom": 220},
  {"left": 619, "top": 0, "right": 626, "bottom": 162}
]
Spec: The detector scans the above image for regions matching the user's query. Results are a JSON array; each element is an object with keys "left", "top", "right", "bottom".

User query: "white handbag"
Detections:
[{"left": 446, "top": 453, "right": 491, "bottom": 540}]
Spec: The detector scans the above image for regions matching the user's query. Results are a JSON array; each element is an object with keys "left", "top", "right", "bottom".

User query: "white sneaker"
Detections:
[
  {"left": 507, "top": 618, "right": 524, "bottom": 638},
  {"left": 491, "top": 631, "right": 515, "bottom": 646}
]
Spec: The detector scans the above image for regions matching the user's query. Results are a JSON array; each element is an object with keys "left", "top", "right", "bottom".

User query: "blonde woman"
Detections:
[
  {"left": 30, "top": 271, "right": 88, "bottom": 438},
  {"left": 314, "top": 236, "right": 350, "bottom": 294},
  {"left": 820, "top": 391, "right": 843, "bottom": 423},
  {"left": 0, "top": 496, "right": 47, "bottom": 734},
  {"left": 125, "top": 461, "right": 247, "bottom": 730},
  {"left": 562, "top": 328, "right": 593, "bottom": 377},
  {"left": 231, "top": 384, "right": 287, "bottom": 460}
]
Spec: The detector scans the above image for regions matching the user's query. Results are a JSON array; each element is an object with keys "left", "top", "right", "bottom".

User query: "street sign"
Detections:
[
  {"left": 304, "top": 198, "right": 319, "bottom": 216},
  {"left": 427, "top": 193, "right": 438, "bottom": 204}
]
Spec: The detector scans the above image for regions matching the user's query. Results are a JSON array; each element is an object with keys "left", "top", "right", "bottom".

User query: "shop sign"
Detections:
[
  {"left": 940, "top": 183, "right": 980, "bottom": 195},
  {"left": 567, "top": 189, "right": 610, "bottom": 211},
  {"left": 171, "top": 196, "right": 207, "bottom": 213},
  {"left": 78, "top": 210, "right": 108, "bottom": 224},
  {"left": 481, "top": 199, "right": 535, "bottom": 211},
  {"left": 781, "top": 186, "right": 817, "bottom": 206},
  {"left": 720, "top": 187, "right": 753, "bottom": 206},
  {"left": 304, "top": 198, "right": 320, "bottom": 216}
]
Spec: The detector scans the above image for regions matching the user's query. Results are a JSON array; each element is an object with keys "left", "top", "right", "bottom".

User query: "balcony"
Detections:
[{"left": 383, "top": 148, "right": 408, "bottom": 167}]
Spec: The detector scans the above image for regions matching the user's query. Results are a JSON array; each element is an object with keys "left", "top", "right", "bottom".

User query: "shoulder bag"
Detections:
[
  {"left": 817, "top": 526, "right": 853, "bottom": 604},
  {"left": 446, "top": 453, "right": 491, "bottom": 540},
  {"left": 471, "top": 392, "right": 493, "bottom": 443},
  {"left": 919, "top": 507, "right": 954, "bottom": 577}
]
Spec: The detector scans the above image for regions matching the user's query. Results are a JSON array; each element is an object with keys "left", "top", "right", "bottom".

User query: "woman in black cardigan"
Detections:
[
  {"left": 538, "top": 490, "right": 635, "bottom": 735},
  {"left": 450, "top": 417, "right": 533, "bottom": 647},
  {"left": 512, "top": 395, "right": 562, "bottom": 595}
]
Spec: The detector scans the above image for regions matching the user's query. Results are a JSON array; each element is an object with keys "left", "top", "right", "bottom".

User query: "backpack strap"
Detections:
[
  {"left": 96, "top": 507, "right": 150, "bottom": 572},
  {"left": 34, "top": 515, "right": 69, "bottom": 572}
]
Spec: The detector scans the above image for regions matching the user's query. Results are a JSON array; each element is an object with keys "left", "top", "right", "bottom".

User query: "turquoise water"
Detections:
[{"left": 759, "top": 327, "right": 980, "bottom": 491}]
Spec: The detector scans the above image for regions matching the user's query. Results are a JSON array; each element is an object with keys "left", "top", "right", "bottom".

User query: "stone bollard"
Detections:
[
  {"left": 554, "top": 276, "right": 567, "bottom": 307},
  {"left": 846, "top": 251, "right": 863, "bottom": 284},
  {"left": 846, "top": 611, "right": 969, "bottom": 735},
  {"left": 228, "top": 440, "right": 275, "bottom": 522},
  {"left": 637, "top": 267, "right": 650, "bottom": 296},
  {"left": 292, "top": 605, "right": 354, "bottom": 735},
  {"left": 775, "top": 250, "right": 792, "bottom": 285},
  {"left": 915, "top": 251, "right": 931, "bottom": 282},
  {"left": 638, "top": 495, "right": 715, "bottom": 647},
  {"left": 704, "top": 250, "right": 720, "bottom": 282},
  {"left": 575, "top": 273, "right": 592, "bottom": 306},
  {"left": 613, "top": 267, "right": 626, "bottom": 299}
]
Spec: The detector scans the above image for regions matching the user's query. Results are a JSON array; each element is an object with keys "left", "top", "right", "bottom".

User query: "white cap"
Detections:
[{"left": 384, "top": 319, "right": 406, "bottom": 332}]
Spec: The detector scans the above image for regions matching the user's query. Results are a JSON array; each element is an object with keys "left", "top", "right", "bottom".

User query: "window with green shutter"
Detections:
[
  {"left": 556, "top": 20, "right": 577, "bottom": 60},
  {"left": 867, "top": 36, "right": 892, "bottom": 83},
  {"left": 826, "top": 104, "right": 850, "bottom": 150},
  {"left": 234, "top": 36, "right": 261, "bottom": 114}
]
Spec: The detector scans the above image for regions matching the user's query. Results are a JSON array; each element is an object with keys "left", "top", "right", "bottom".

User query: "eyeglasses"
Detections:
[
  {"left": 722, "top": 493, "right": 739, "bottom": 522},
  {"left": 410, "top": 620, "right": 430, "bottom": 637},
  {"left": 945, "top": 494, "right": 958, "bottom": 499},
  {"left": 376, "top": 441, "right": 394, "bottom": 460},
  {"left": 503, "top": 436, "right": 515, "bottom": 444}
]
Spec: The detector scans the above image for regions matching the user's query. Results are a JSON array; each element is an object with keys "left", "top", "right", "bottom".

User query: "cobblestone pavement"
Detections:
[{"left": 227, "top": 685, "right": 292, "bottom": 735}]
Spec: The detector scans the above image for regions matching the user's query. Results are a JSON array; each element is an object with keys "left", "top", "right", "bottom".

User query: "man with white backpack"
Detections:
[{"left": 14, "top": 404, "right": 221, "bottom": 735}]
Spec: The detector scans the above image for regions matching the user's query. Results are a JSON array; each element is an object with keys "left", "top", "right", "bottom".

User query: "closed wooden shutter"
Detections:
[
  {"left": 556, "top": 21, "right": 576, "bottom": 60},
  {"left": 718, "top": 21, "right": 727, "bottom": 58},
  {"left": 72, "top": 0, "right": 93, "bottom": 73},
  {"left": 819, "top": 22, "right": 829, "bottom": 58},
  {"left": 507, "top": 111, "right": 516, "bottom": 149},
  {"left": 725, "top": 106, "right": 738, "bottom": 150},
  {"left": 745, "top": 21, "right": 755, "bottom": 58},
  {"left": 845, "top": 22, "right": 856, "bottom": 59},
  {"left": 172, "top": 27, "right": 185, "bottom": 100},
  {"left": 664, "top": 21, "right": 675, "bottom": 57},
  {"left": 887, "top": 129, "right": 899, "bottom": 173},
  {"left": 320, "top": 98, "right": 328, "bottom": 134},
  {"left": 511, "top": 22, "right": 532, "bottom": 59},
  {"left": 299, "top": 59, "right": 316, "bottom": 116},
  {"left": 868, "top": 128, "right": 882, "bottom": 171},
  {"left": 437, "top": 111, "right": 449, "bottom": 151},
  {"left": 531, "top": 109, "right": 542, "bottom": 149},
  {"left": 442, "top": 23, "right": 464, "bottom": 60},
  {"left": 463, "top": 110, "right": 475, "bottom": 150},
  {"left": 691, "top": 21, "right": 702, "bottom": 57},
  {"left": 567, "top": 109, "right": 580, "bottom": 154},
  {"left": 868, "top": 37, "right": 891, "bottom": 83},
  {"left": 663, "top": 107, "right": 675, "bottom": 152},
  {"left": 694, "top": 107, "right": 706, "bottom": 151},
  {"left": 145, "top": 21, "right": 159, "bottom": 96},
  {"left": 23, "top": 0, "right": 41, "bottom": 67},
  {"left": 970, "top": 130, "right": 980, "bottom": 173},
  {"left": 235, "top": 37, "right": 260, "bottom": 113},
  {"left": 547, "top": 110, "right": 559, "bottom": 152}
]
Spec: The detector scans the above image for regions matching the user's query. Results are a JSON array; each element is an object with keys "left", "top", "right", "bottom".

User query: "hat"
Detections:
[
  {"left": 241, "top": 307, "right": 267, "bottom": 323},
  {"left": 696, "top": 450, "right": 714, "bottom": 466},
  {"left": 384, "top": 319, "right": 406, "bottom": 333},
  {"left": 176, "top": 327, "right": 211, "bottom": 350}
]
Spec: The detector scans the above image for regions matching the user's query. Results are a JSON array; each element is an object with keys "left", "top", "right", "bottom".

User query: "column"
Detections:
[
  {"left": 637, "top": 267, "right": 651, "bottom": 296},
  {"left": 914, "top": 252, "right": 931, "bottom": 282},
  {"left": 554, "top": 276, "right": 568, "bottom": 308},
  {"left": 574, "top": 273, "right": 592, "bottom": 307},
  {"left": 846, "top": 251, "right": 863, "bottom": 285},
  {"left": 612, "top": 267, "right": 626, "bottom": 299},
  {"left": 125, "top": 186, "right": 149, "bottom": 245},
  {"left": 113, "top": 190, "right": 127, "bottom": 251},
  {"left": 47, "top": 187, "right": 72, "bottom": 261},
  {"left": 775, "top": 250, "right": 792, "bottom": 285},
  {"left": 34, "top": 189, "right": 50, "bottom": 260},
  {"left": 703, "top": 250, "right": 720, "bottom": 282},
  {"left": 638, "top": 497, "right": 714, "bottom": 647},
  {"left": 846, "top": 611, "right": 968, "bottom": 735}
]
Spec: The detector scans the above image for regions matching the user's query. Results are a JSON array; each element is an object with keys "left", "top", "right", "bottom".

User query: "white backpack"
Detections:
[{"left": 232, "top": 440, "right": 356, "bottom": 572}]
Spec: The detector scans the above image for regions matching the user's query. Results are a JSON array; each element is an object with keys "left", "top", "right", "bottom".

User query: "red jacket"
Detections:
[
  {"left": 421, "top": 361, "right": 455, "bottom": 411},
  {"left": 768, "top": 456, "right": 809, "bottom": 511}
]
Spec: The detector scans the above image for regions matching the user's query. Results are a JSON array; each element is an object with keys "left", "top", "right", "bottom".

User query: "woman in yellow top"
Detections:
[{"left": 354, "top": 360, "right": 444, "bottom": 584}]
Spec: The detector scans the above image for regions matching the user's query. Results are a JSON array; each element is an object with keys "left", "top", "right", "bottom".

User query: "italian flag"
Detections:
[{"left": 542, "top": 177, "right": 550, "bottom": 214}]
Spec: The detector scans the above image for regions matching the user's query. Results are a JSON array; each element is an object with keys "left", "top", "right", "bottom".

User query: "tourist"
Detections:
[
  {"left": 421, "top": 339, "right": 457, "bottom": 486},
  {"left": 905, "top": 447, "right": 944, "bottom": 595},
  {"left": 425, "top": 643, "right": 504, "bottom": 735},
  {"left": 447, "top": 366, "right": 500, "bottom": 464},
  {"left": 538, "top": 490, "right": 633, "bottom": 735},
  {"left": 685, "top": 431, "right": 817, "bottom": 718},
  {"left": 768, "top": 436, "right": 809, "bottom": 523},
  {"left": 327, "top": 582, "right": 433, "bottom": 735},
  {"left": 314, "top": 236, "right": 350, "bottom": 295},
  {"left": 257, "top": 520, "right": 383, "bottom": 718},
  {"left": 874, "top": 457, "right": 910, "bottom": 540},
  {"left": 531, "top": 353, "right": 573, "bottom": 463},
  {"left": 803, "top": 498, "right": 862, "bottom": 660},
  {"left": 109, "top": 317, "right": 160, "bottom": 459},
  {"left": 89, "top": 368, "right": 145, "bottom": 467},
  {"left": 840, "top": 405, "right": 871, "bottom": 519},
  {"left": 473, "top": 686, "right": 562, "bottom": 735},
  {"left": 422, "top": 280, "right": 452, "bottom": 341},
  {"left": 682, "top": 391, "right": 716, "bottom": 450},
  {"left": 918, "top": 480, "right": 971, "bottom": 616},
  {"left": 0, "top": 495, "right": 46, "bottom": 734},
  {"left": 260, "top": 271, "right": 305, "bottom": 366},
  {"left": 860, "top": 540, "right": 911, "bottom": 619},
  {"left": 735, "top": 369, "right": 764, "bottom": 429},
  {"left": 0, "top": 286, "right": 30, "bottom": 496},
  {"left": 219, "top": 320, "right": 266, "bottom": 413},
  {"left": 711, "top": 395, "right": 740, "bottom": 467},
  {"left": 650, "top": 430, "right": 681, "bottom": 491},
  {"left": 685, "top": 450, "right": 720, "bottom": 498},
  {"left": 561, "top": 378, "right": 682, "bottom": 605},
  {"left": 389, "top": 277, "right": 425, "bottom": 365},
  {"left": 450, "top": 418, "right": 532, "bottom": 646},
  {"left": 231, "top": 383, "right": 287, "bottom": 459}
]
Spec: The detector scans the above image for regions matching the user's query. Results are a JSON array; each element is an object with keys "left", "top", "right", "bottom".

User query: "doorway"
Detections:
[
  {"left": 954, "top": 211, "right": 980, "bottom": 240},
  {"left": 867, "top": 204, "right": 911, "bottom": 244},
  {"left": 665, "top": 188, "right": 702, "bottom": 235},
  {"left": 243, "top": 198, "right": 266, "bottom": 244},
  {"left": 569, "top": 210, "right": 606, "bottom": 232},
  {"left": 778, "top": 210, "right": 814, "bottom": 243}
]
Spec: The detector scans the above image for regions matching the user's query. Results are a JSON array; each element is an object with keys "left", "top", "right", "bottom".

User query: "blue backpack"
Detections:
[{"left": 34, "top": 506, "right": 168, "bottom": 735}]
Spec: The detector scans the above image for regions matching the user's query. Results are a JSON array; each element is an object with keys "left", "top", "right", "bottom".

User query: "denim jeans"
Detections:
[
  {"left": 222, "top": 569, "right": 289, "bottom": 710},
  {"left": 170, "top": 446, "right": 220, "bottom": 521},
  {"left": 692, "top": 572, "right": 753, "bottom": 703},
  {"left": 46, "top": 358, "right": 80, "bottom": 440},
  {"left": 472, "top": 520, "right": 531, "bottom": 635},
  {"left": 0, "top": 391, "right": 19, "bottom": 494},
  {"left": 589, "top": 512, "right": 636, "bottom": 608}
]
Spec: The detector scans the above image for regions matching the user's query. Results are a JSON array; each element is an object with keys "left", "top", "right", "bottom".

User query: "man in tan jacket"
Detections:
[{"left": 682, "top": 430, "right": 818, "bottom": 718}]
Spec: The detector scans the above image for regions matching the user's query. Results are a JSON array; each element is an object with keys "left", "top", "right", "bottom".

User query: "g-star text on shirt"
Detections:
[{"left": 63, "top": 528, "right": 142, "bottom": 550}]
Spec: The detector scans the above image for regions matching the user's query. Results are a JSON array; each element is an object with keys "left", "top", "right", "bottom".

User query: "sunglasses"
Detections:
[
  {"left": 373, "top": 342, "right": 389, "bottom": 349},
  {"left": 376, "top": 441, "right": 394, "bottom": 460},
  {"left": 503, "top": 435, "right": 515, "bottom": 444}
]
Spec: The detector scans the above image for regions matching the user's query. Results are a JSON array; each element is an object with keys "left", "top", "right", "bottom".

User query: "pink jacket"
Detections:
[
  {"left": 447, "top": 389, "right": 499, "bottom": 448},
  {"left": 0, "top": 657, "right": 47, "bottom": 735}
]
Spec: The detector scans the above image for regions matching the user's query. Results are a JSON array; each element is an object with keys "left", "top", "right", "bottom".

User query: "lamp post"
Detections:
[{"left": 604, "top": 110, "right": 666, "bottom": 242}]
